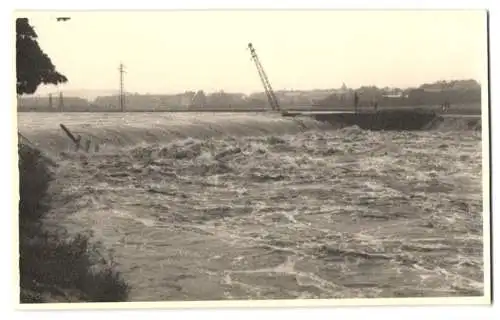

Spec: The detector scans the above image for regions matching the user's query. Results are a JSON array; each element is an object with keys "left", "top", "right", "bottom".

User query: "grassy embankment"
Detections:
[{"left": 18, "top": 140, "right": 130, "bottom": 303}]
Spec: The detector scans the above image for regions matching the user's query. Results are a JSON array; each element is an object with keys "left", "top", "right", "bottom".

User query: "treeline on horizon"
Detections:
[
  {"left": 17, "top": 79, "right": 481, "bottom": 112},
  {"left": 318, "top": 79, "right": 481, "bottom": 109}
]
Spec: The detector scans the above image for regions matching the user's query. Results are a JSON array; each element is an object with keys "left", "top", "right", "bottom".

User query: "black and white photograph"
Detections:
[{"left": 14, "top": 9, "right": 490, "bottom": 307}]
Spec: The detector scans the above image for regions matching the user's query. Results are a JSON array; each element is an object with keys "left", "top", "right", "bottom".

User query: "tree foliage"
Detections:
[{"left": 16, "top": 18, "right": 67, "bottom": 95}]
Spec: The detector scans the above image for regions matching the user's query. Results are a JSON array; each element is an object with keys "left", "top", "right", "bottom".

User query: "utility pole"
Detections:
[
  {"left": 58, "top": 92, "right": 64, "bottom": 112},
  {"left": 119, "top": 63, "right": 126, "bottom": 112},
  {"left": 48, "top": 93, "right": 53, "bottom": 109}
]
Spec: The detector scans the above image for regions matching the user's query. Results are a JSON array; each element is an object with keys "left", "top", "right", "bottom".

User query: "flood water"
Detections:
[{"left": 17, "top": 112, "right": 485, "bottom": 301}]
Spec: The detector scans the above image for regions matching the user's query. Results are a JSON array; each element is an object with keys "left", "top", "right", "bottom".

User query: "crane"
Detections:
[{"left": 247, "top": 43, "right": 280, "bottom": 112}]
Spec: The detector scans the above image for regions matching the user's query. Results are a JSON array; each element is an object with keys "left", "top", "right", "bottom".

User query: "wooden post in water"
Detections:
[
  {"left": 84, "top": 139, "right": 91, "bottom": 152},
  {"left": 60, "top": 123, "right": 82, "bottom": 151}
]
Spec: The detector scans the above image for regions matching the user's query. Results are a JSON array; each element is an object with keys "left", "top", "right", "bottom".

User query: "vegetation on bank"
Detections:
[
  {"left": 316, "top": 79, "right": 482, "bottom": 109},
  {"left": 18, "top": 141, "right": 130, "bottom": 303},
  {"left": 17, "top": 17, "right": 130, "bottom": 303}
]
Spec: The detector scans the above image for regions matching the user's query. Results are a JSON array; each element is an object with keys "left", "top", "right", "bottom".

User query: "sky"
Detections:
[{"left": 17, "top": 10, "right": 487, "bottom": 95}]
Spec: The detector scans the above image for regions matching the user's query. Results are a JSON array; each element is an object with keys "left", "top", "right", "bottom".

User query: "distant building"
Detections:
[
  {"left": 204, "top": 91, "right": 247, "bottom": 107},
  {"left": 18, "top": 94, "right": 91, "bottom": 111},
  {"left": 180, "top": 92, "right": 195, "bottom": 107},
  {"left": 382, "top": 92, "right": 406, "bottom": 98}
]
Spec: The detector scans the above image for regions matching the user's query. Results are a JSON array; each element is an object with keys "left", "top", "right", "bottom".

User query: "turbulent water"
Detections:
[{"left": 17, "top": 112, "right": 484, "bottom": 301}]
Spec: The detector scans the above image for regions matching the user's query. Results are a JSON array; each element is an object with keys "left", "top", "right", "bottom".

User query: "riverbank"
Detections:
[{"left": 18, "top": 141, "right": 130, "bottom": 303}]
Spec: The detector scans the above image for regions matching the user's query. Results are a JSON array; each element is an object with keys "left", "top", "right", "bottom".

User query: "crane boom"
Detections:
[{"left": 248, "top": 43, "right": 280, "bottom": 112}]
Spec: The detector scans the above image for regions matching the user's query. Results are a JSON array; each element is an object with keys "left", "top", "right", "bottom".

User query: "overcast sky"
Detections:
[{"left": 18, "top": 10, "right": 487, "bottom": 95}]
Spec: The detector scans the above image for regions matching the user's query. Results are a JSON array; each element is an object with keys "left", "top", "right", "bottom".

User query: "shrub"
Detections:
[
  {"left": 19, "top": 230, "right": 130, "bottom": 303},
  {"left": 18, "top": 141, "right": 54, "bottom": 227}
]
